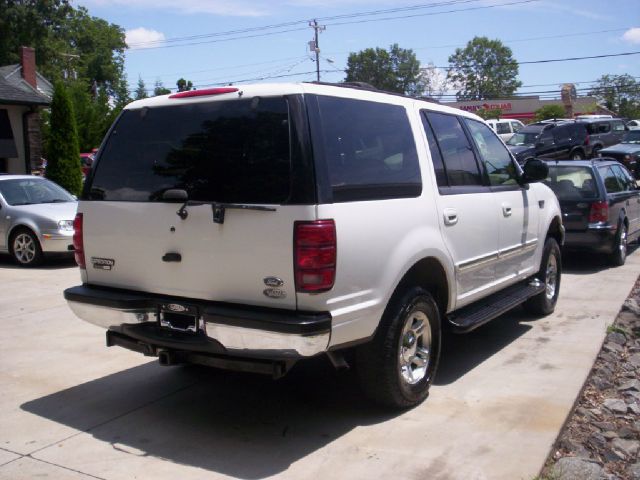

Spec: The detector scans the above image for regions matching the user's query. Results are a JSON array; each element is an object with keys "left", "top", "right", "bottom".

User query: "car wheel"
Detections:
[
  {"left": 10, "top": 228, "right": 44, "bottom": 267},
  {"left": 610, "top": 222, "right": 628, "bottom": 266},
  {"left": 356, "top": 287, "right": 441, "bottom": 409},
  {"left": 523, "top": 237, "right": 561, "bottom": 316},
  {"left": 571, "top": 150, "right": 584, "bottom": 160}
]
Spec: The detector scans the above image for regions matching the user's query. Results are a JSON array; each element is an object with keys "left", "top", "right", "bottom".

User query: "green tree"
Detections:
[
  {"left": 345, "top": 43, "right": 423, "bottom": 95},
  {"left": 45, "top": 83, "right": 82, "bottom": 195},
  {"left": 448, "top": 37, "right": 522, "bottom": 101},
  {"left": 134, "top": 77, "right": 148, "bottom": 100},
  {"left": 176, "top": 78, "right": 193, "bottom": 92},
  {"left": 534, "top": 105, "right": 566, "bottom": 122},
  {"left": 589, "top": 74, "right": 640, "bottom": 118},
  {"left": 153, "top": 80, "right": 171, "bottom": 96}
]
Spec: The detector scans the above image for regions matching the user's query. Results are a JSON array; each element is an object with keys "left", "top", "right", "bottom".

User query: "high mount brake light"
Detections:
[{"left": 169, "top": 87, "right": 239, "bottom": 99}]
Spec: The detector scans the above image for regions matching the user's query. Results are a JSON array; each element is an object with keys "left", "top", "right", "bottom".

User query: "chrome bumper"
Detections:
[{"left": 65, "top": 287, "right": 331, "bottom": 358}]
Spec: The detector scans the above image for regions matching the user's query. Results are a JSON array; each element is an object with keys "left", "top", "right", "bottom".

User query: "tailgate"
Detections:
[{"left": 80, "top": 202, "right": 313, "bottom": 308}]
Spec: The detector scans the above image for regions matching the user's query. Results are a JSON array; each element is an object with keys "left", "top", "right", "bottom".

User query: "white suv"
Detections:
[
  {"left": 485, "top": 118, "right": 525, "bottom": 141},
  {"left": 65, "top": 83, "right": 564, "bottom": 408}
]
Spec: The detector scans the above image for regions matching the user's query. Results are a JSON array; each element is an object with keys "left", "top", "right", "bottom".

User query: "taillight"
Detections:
[
  {"left": 588, "top": 201, "right": 609, "bottom": 223},
  {"left": 72, "top": 213, "right": 85, "bottom": 269},
  {"left": 294, "top": 220, "right": 336, "bottom": 292},
  {"left": 584, "top": 134, "right": 590, "bottom": 146}
]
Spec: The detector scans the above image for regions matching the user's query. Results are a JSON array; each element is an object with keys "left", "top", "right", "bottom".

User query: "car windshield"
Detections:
[
  {"left": 622, "top": 131, "right": 640, "bottom": 144},
  {"left": 544, "top": 165, "right": 598, "bottom": 201},
  {"left": 0, "top": 178, "right": 75, "bottom": 206},
  {"left": 507, "top": 132, "right": 539, "bottom": 146}
]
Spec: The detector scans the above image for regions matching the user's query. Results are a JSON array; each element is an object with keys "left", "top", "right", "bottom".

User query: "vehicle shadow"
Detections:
[
  {"left": 21, "top": 358, "right": 397, "bottom": 479},
  {"left": 0, "top": 253, "right": 76, "bottom": 270},
  {"left": 561, "top": 244, "right": 638, "bottom": 275},
  {"left": 435, "top": 309, "right": 532, "bottom": 386}
]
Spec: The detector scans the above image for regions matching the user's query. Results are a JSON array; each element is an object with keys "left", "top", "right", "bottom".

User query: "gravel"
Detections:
[{"left": 543, "top": 277, "right": 640, "bottom": 480}]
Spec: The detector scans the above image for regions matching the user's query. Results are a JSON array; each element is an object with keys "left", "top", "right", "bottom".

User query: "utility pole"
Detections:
[{"left": 308, "top": 19, "right": 325, "bottom": 82}]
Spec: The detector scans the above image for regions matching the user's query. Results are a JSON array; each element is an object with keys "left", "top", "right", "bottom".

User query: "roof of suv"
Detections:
[
  {"left": 124, "top": 82, "right": 483, "bottom": 122},
  {"left": 543, "top": 159, "right": 621, "bottom": 168}
]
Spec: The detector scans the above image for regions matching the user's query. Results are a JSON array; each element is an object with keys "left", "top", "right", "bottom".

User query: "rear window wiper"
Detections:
[{"left": 162, "top": 189, "right": 276, "bottom": 224}]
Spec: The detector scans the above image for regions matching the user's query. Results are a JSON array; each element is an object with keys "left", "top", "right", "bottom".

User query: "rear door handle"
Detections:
[
  {"left": 502, "top": 203, "right": 512, "bottom": 217},
  {"left": 162, "top": 252, "right": 182, "bottom": 262},
  {"left": 443, "top": 208, "right": 458, "bottom": 226}
]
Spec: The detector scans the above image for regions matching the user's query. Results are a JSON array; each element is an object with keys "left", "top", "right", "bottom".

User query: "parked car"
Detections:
[
  {"left": 543, "top": 159, "right": 640, "bottom": 265},
  {"left": 575, "top": 117, "right": 627, "bottom": 157},
  {"left": 63, "top": 83, "right": 563, "bottom": 408},
  {"left": 0, "top": 175, "right": 77, "bottom": 266},
  {"left": 80, "top": 153, "right": 94, "bottom": 178},
  {"left": 626, "top": 120, "right": 640, "bottom": 130},
  {"left": 485, "top": 118, "right": 525, "bottom": 141},
  {"left": 506, "top": 121, "right": 591, "bottom": 163},
  {"left": 598, "top": 130, "right": 640, "bottom": 178}
]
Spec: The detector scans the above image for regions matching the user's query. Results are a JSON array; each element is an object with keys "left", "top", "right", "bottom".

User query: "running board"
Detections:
[{"left": 448, "top": 279, "right": 545, "bottom": 334}]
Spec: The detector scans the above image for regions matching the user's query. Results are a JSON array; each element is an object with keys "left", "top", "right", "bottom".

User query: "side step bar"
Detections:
[{"left": 448, "top": 279, "right": 545, "bottom": 334}]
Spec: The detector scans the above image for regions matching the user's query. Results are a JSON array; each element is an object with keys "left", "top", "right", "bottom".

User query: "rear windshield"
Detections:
[
  {"left": 88, "top": 97, "right": 292, "bottom": 203},
  {"left": 544, "top": 165, "right": 598, "bottom": 200}
]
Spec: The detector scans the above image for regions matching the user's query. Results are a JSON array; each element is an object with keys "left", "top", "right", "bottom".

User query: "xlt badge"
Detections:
[{"left": 91, "top": 257, "right": 115, "bottom": 270}]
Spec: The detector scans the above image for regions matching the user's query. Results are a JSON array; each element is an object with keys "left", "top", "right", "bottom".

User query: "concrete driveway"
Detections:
[{"left": 0, "top": 249, "right": 638, "bottom": 480}]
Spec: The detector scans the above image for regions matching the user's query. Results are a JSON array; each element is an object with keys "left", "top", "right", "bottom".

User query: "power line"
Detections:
[{"left": 126, "top": 0, "right": 539, "bottom": 51}]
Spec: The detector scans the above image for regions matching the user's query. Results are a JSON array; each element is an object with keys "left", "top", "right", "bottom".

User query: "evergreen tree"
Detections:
[
  {"left": 135, "top": 76, "right": 148, "bottom": 100},
  {"left": 45, "top": 83, "right": 82, "bottom": 196}
]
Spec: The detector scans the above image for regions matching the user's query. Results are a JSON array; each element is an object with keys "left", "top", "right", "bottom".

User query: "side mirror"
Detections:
[
  {"left": 162, "top": 189, "right": 188, "bottom": 202},
  {"left": 520, "top": 158, "right": 549, "bottom": 184}
]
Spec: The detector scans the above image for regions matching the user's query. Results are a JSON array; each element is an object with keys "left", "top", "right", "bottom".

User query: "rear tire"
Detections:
[
  {"left": 610, "top": 222, "right": 628, "bottom": 267},
  {"left": 523, "top": 237, "right": 561, "bottom": 316},
  {"left": 10, "top": 228, "right": 44, "bottom": 267},
  {"left": 356, "top": 287, "right": 441, "bottom": 409}
]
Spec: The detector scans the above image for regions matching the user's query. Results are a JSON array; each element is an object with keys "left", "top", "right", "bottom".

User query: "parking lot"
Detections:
[{"left": 0, "top": 249, "right": 638, "bottom": 480}]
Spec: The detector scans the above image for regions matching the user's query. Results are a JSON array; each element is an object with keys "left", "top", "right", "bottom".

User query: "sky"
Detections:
[{"left": 72, "top": 0, "right": 640, "bottom": 102}]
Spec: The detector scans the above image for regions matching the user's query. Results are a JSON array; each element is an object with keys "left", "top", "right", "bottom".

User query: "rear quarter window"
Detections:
[{"left": 307, "top": 95, "right": 421, "bottom": 202}]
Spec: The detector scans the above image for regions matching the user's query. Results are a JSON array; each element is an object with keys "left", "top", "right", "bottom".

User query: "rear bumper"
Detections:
[
  {"left": 563, "top": 225, "right": 616, "bottom": 253},
  {"left": 64, "top": 285, "right": 331, "bottom": 358}
]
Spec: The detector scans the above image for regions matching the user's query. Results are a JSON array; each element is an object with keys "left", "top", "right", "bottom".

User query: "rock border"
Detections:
[{"left": 540, "top": 277, "right": 640, "bottom": 480}]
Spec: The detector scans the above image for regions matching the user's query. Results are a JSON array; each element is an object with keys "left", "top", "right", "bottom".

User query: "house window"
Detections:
[{"left": 0, "top": 109, "right": 18, "bottom": 160}]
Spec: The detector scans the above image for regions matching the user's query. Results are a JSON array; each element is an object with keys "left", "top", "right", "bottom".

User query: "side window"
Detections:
[
  {"left": 597, "top": 122, "right": 611, "bottom": 134},
  {"left": 613, "top": 165, "right": 634, "bottom": 191},
  {"left": 553, "top": 126, "right": 570, "bottom": 143},
  {"left": 612, "top": 121, "right": 625, "bottom": 132},
  {"left": 464, "top": 118, "right": 518, "bottom": 186},
  {"left": 496, "top": 122, "right": 511, "bottom": 135},
  {"left": 599, "top": 166, "right": 623, "bottom": 193},
  {"left": 420, "top": 113, "right": 448, "bottom": 187},
  {"left": 511, "top": 121, "right": 523, "bottom": 132},
  {"left": 312, "top": 95, "right": 421, "bottom": 202},
  {"left": 539, "top": 131, "right": 554, "bottom": 145},
  {"left": 425, "top": 112, "right": 482, "bottom": 187}
]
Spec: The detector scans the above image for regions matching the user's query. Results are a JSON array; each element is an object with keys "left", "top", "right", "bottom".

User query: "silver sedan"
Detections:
[{"left": 0, "top": 175, "right": 77, "bottom": 266}]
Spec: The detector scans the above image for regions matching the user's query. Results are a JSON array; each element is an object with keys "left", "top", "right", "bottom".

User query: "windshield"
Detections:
[
  {"left": 507, "top": 132, "right": 539, "bottom": 146},
  {"left": 622, "top": 131, "right": 640, "bottom": 143},
  {"left": 0, "top": 178, "right": 75, "bottom": 206},
  {"left": 89, "top": 97, "right": 292, "bottom": 203},
  {"left": 544, "top": 165, "right": 598, "bottom": 201}
]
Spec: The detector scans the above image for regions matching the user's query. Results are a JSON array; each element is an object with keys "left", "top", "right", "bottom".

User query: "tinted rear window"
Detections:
[
  {"left": 89, "top": 97, "right": 292, "bottom": 203},
  {"left": 545, "top": 165, "right": 598, "bottom": 200},
  {"left": 308, "top": 95, "right": 421, "bottom": 202}
]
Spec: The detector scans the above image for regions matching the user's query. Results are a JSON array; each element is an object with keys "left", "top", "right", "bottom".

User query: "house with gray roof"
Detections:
[{"left": 0, "top": 47, "right": 53, "bottom": 174}]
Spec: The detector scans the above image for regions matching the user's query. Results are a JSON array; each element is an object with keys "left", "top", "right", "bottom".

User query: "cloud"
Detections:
[
  {"left": 622, "top": 27, "right": 640, "bottom": 44},
  {"left": 125, "top": 27, "right": 166, "bottom": 49}
]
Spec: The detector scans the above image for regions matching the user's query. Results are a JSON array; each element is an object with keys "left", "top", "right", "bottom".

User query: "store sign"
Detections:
[{"left": 459, "top": 102, "right": 513, "bottom": 113}]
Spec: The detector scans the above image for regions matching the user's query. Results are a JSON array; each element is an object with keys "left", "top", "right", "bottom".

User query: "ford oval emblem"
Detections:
[
  {"left": 263, "top": 277, "right": 284, "bottom": 287},
  {"left": 166, "top": 303, "right": 188, "bottom": 313}
]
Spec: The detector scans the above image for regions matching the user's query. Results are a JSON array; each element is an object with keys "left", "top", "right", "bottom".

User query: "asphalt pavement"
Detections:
[{"left": 0, "top": 249, "right": 638, "bottom": 480}]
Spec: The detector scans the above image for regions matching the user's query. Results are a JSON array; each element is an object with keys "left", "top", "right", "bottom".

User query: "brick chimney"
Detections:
[{"left": 20, "top": 46, "right": 37, "bottom": 89}]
